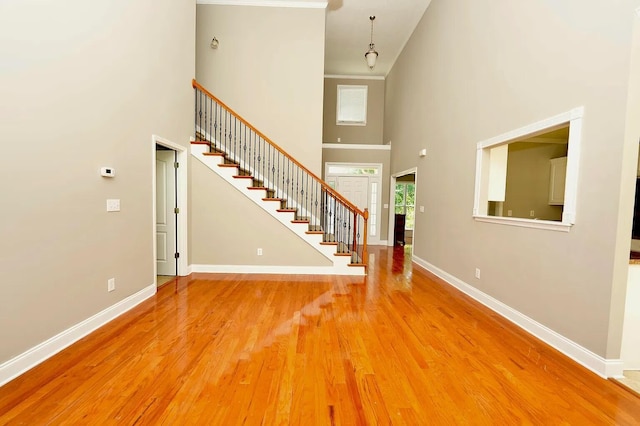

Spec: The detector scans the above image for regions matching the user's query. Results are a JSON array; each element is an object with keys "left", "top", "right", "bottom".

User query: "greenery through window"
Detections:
[{"left": 395, "top": 183, "right": 415, "bottom": 230}]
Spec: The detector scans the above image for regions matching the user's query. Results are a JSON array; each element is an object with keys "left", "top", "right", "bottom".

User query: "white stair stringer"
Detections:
[{"left": 191, "top": 143, "right": 364, "bottom": 276}]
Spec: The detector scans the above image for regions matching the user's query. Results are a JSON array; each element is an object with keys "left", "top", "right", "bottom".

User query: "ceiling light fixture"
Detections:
[{"left": 365, "top": 16, "right": 378, "bottom": 70}]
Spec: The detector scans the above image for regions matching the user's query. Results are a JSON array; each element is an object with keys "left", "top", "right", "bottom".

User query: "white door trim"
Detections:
[
  {"left": 152, "top": 135, "right": 189, "bottom": 280},
  {"left": 324, "top": 162, "right": 384, "bottom": 245},
  {"left": 388, "top": 168, "right": 418, "bottom": 248}
]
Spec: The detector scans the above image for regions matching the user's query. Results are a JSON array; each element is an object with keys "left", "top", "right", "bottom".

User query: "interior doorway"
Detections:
[
  {"left": 620, "top": 143, "right": 640, "bottom": 392},
  {"left": 388, "top": 168, "right": 417, "bottom": 254},
  {"left": 152, "top": 135, "right": 188, "bottom": 287},
  {"left": 156, "top": 147, "right": 177, "bottom": 277}
]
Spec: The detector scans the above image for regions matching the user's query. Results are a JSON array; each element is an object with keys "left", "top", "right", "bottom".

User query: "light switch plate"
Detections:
[{"left": 106, "top": 199, "right": 120, "bottom": 212}]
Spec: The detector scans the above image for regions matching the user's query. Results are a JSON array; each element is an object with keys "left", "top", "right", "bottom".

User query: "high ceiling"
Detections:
[
  {"left": 324, "top": 0, "right": 432, "bottom": 77},
  {"left": 206, "top": 0, "right": 432, "bottom": 77}
]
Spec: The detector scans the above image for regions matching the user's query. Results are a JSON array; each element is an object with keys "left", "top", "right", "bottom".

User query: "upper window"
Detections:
[
  {"left": 336, "top": 85, "right": 367, "bottom": 126},
  {"left": 473, "top": 107, "right": 583, "bottom": 232}
]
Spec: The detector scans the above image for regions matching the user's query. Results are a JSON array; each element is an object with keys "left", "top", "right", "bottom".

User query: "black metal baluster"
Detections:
[
  {"left": 222, "top": 110, "right": 226, "bottom": 153},
  {"left": 215, "top": 102, "right": 219, "bottom": 152},
  {"left": 280, "top": 153, "right": 284, "bottom": 201},
  {"left": 233, "top": 116, "right": 237, "bottom": 164},
  {"left": 261, "top": 135, "right": 264, "bottom": 180},
  {"left": 211, "top": 100, "right": 215, "bottom": 150},
  {"left": 242, "top": 124, "right": 247, "bottom": 172}
]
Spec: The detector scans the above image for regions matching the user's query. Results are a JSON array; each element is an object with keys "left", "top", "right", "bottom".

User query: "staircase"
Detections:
[{"left": 191, "top": 80, "right": 368, "bottom": 276}]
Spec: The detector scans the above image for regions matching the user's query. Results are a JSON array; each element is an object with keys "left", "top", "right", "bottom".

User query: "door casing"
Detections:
[{"left": 152, "top": 135, "right": 188, "bottom": 283}]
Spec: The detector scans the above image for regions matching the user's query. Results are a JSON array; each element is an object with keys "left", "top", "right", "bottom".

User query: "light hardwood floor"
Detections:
[{"left": 1, "top": 246, "right": 639, "bottom": 424}]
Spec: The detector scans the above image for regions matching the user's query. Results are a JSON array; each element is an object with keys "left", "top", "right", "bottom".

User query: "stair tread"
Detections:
[{"left": 192, "top": 130, "right": 366, "bottom": 275}]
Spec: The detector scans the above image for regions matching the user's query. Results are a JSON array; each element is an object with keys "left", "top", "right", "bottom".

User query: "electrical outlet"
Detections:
[
  {"left": 257, "top": 248, "right": 263, "bottom": 256},
  {"left": 475, "top": 268, "right": 481, "bottom": 279},
  {"left": 419, "top": 206, "right": 425, "bottom": 213},
  {"left": 530, "top": 210, "right": 535, "bottom": 217},
  {"left": 108, "top": 278, "right": 115, "bottom": 292},
  {"left": 507, "top": 210, "right": 513, "bottom": 217}
]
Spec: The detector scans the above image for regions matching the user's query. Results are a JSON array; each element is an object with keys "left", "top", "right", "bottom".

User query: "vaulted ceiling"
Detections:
[
  {"left": 211, "top": 0, "right": 432, "bottom": 77},
  {"left": 324, "top": 0, "right": 432, "bottom": 76}
]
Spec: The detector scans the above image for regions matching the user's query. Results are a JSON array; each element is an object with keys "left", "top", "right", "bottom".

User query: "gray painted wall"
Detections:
[
  {"left": 0, "top": 0, "right": 195, "bottom": 363},
  {"left": 196, "top": 4, "right": 325, "bottom": 174},
  {"left": 323, "top": 78, "right": 385, "bottom": 145},
  {"left": 384, "top": 0, "right": 640, "bottom": 358}
]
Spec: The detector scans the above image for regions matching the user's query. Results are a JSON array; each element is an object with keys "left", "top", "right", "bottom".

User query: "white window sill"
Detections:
[
  {"left": 473, "top": 215, "right": 573, "bottom": 232},
  {"left": 336, "top": 121, "right": 366, "bottom": 126}
]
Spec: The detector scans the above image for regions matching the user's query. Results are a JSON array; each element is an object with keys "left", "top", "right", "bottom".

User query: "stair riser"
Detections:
[
  {"left": 192, "top": 146, "right": 363, "bottom": 276},
  {"left": 193, "top": 140, "right": 320, "bottom": 223}
]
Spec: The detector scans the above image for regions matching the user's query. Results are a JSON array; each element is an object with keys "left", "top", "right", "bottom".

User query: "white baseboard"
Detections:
[
  {"left": 0, "top": 284, "right": 156, "bottom": 387},
  {"left": 412, "top": 255, "right": 623, "bottom": 379},
  {"left": 190, "top": 264, "right": 364, "bottom": 276}
]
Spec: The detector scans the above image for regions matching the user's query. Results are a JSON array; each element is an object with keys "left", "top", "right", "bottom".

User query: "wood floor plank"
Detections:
[{"left": 1, "top": 246, "right": 639, "bottom": 424}]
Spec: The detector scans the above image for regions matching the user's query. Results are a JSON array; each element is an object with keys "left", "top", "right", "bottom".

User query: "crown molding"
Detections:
[
  {"left": 197, "top": 0, "right": 327, "bottom": 8},
  {"left": 322, "top": 143, "right": 390, "bottom": 151},
  {"left": 324, "top": 74, "right": 385, "bottom": 81}
]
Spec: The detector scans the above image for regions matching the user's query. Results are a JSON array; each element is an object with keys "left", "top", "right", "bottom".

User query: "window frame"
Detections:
[
  {"left": 472, "top": 107, "right": 584, "bottom": 232},
  {"left": 336, "top": 85, "right": 368, "bottom": 126}
]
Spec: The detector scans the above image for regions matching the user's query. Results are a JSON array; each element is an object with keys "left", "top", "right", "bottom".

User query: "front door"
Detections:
[
  {"left": 156, "top": 150, "right": 177, "bottom": 276},
  {"left": 337, "top": 176, "right": 369, "bottom": 245},
  {"left": 337, "top": 176, "right": 369, "bottom": 210}
]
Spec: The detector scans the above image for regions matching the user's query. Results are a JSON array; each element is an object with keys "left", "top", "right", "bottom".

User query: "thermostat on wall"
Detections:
[{"left": 101, "top": 167, "right": 115, "bottom": 177}]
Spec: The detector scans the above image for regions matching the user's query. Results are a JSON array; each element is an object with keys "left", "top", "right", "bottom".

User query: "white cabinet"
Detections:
[{"left": 549, "top": 156, "right": 567, "bottom": 205}]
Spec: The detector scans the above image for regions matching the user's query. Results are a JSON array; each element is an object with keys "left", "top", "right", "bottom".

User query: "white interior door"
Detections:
[{"left": 156, "top": 150, "right": 176, "bottom": 276}]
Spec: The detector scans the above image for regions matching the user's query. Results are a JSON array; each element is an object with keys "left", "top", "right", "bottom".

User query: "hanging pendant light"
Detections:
[{"left": 365, "top": 16, "right": 378, "bottom": 70}]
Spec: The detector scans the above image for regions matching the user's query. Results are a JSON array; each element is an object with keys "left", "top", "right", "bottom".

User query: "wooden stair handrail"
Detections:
[{"left": 192, "top": 79, "right": 366, "bottom": 218}]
